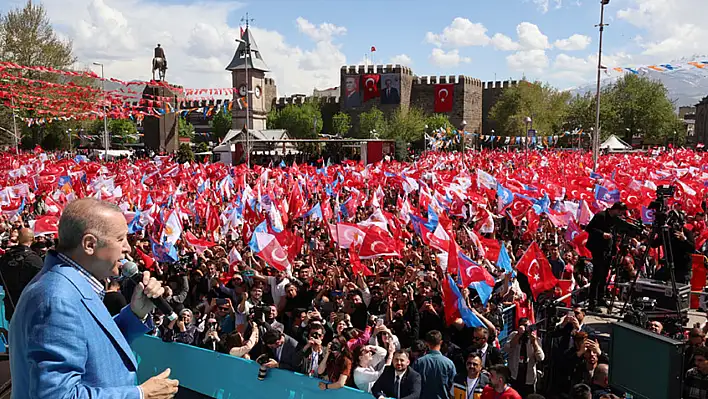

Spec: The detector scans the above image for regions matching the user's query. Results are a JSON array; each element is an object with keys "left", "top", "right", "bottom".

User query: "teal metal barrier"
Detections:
[{"left": 131, "top": 335, "right": 372, "bottom": 399}]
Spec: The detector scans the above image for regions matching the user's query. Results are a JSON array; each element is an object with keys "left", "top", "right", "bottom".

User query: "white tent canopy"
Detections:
[{"left": 600, "top": 134, "right": 632, "bottom": 151}]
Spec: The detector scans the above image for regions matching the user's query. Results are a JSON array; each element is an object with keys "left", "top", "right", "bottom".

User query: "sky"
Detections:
[{"left": 3, "top": 0, "right": 708, "bottom": 97}]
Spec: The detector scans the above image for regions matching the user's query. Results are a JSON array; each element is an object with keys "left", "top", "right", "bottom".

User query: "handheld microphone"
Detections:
[{"left": 121, "top": 261, "right": 178, "bottom": 322}]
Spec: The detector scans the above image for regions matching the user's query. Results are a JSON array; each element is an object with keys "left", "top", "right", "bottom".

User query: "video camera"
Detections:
[
  {"left": 648, "top": 185, "right": 683, "bottom": 230},
  {"left": 614, "top": 216, "right": 645, "bottom": 237}
]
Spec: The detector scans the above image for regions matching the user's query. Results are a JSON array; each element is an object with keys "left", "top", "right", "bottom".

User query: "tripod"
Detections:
[{"left": 618, "top": 219, "right": 683, "bottom": 321}]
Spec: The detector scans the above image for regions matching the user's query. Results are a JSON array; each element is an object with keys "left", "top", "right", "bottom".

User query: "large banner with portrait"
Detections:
[
  {"left": 379, "top": 74, "right": 401, "bottom": 105},
  {"left": 343, "top": 75, "right": 361, "bottom": 108}
]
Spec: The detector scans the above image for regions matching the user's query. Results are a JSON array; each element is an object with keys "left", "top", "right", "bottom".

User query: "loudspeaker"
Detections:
[{"left": 610, "top": 322, "right": 684, "bottom": 399}]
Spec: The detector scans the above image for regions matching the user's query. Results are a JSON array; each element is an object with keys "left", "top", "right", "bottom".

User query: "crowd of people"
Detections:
[{"left": 2, "top": 148, "right": 708, "bottom": 398}]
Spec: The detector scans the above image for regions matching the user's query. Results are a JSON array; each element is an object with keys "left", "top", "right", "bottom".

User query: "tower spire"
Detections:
[{"left": 226, "top": 13, "right": 269, "bottom": 72}]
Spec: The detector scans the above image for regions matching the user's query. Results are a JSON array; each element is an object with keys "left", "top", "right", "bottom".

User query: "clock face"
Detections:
[
  {"left": 239, "top": 85, "right": 247, "bottom": 97},
  {"left": 255, "top": 86, "right": 262, "bottom": 98}
]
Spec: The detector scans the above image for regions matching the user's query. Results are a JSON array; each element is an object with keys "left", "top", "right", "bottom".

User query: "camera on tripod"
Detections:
[{"left": 649, "top": 185, "right": 683, "bottom": 230}]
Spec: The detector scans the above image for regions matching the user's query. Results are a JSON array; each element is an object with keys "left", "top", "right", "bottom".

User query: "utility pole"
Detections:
[
  {"left": 593, "top": 0, "right": 610, "bottom": 172},
  {"left": 11, "top": 96, "right": 18, "bottom": 153},
  {"left": 93, "top": 62, "right": 109, "bottom": 161}
]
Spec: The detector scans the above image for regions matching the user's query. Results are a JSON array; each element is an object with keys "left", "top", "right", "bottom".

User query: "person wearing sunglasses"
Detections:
[{"left": 301, "top": 323, "right": 326, "bottom": 377}]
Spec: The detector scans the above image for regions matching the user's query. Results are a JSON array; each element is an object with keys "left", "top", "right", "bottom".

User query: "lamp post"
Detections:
[
  {"left": 592, "top": 0, "right": 610, "bottom": 172},
  {"left": 461, "top": 120, "right": 467, "bottom": 166},
  {"left": 491, "top": 129, "right": 495, "bottom": 150},
  {"left": 524, "top": 116, "right": 532, "bottom": 165},
  {"left": 92, "top": 62, "right": 109, "bottom": 160}
]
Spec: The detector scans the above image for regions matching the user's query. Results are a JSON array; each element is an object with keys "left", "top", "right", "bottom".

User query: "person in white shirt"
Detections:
[{"left": 353, "top": 342, "right": 394, "bottom": 392}]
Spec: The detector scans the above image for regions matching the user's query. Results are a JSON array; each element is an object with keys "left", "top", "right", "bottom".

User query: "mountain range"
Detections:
[{"left": 570, "top": 57, "right": 708, "bottom": 109}]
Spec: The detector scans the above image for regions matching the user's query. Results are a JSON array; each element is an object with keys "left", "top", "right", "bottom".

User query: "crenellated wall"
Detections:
[
  {"left": 263, "top": 77, "right": 278, "bottom": 114},
  {"left": 271, "top": 95, "right": 341, "bottom": 134},
  {"left": 410, "top": 75, "right": 483, "bottom": 133},
  {"left": 482, "top": 80, "right": 518, "bottom": 135}
]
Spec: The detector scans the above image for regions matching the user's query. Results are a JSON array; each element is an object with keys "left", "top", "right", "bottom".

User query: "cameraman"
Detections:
[
  {"left": 503, "top": 318, "right": 544, "bottom": 396},
  {"left": 585, "top": 202, "right": 627, "bottom": 310},
  {"left": 0, "top": 227, "right": 43, "bottom": 322},
  {"left": 650, "top": 217, "right": 695, "bottom": 284}
]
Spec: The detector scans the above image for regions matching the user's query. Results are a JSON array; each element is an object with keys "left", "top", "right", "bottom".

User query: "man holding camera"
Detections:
[
  {"left": 503, "top": 317, "right": 544, "bottom": 396},
  {"left": 585, "top": 202, "right": 627, "bottom": 311}
]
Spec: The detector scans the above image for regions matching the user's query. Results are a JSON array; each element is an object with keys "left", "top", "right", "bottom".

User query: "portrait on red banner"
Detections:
[{"left": 343, "top": 75, "right": 360, "bottom": 108}]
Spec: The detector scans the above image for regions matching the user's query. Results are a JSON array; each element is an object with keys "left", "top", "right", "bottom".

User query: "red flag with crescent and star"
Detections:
[
  {"left": 362, "top": 74, "right": 380, "bottom": 102},
  {"left": 515, "top": 241, "right": 558, "bottom": 300},
  {"left": 434, "top": 84, "right": 454, "bottom": 113}
]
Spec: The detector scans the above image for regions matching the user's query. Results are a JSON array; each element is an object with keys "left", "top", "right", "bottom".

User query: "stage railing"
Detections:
[{"left": 131, "top": 335, "right": 371, "bottom": 399}]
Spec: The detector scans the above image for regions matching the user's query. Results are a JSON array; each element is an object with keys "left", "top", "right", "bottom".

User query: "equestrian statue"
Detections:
[{"left": 152, "top": 44, "right": 167, "bottom": 81}]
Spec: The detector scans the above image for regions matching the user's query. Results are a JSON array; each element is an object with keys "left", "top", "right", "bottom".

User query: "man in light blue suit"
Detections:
[{"left": 10, "top": 198, "right": 179, "bottom": 399}]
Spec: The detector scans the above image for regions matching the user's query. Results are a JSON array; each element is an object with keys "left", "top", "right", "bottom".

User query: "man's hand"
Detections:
[
  {"left": 264, "top": 359, "right": 279, "bottom": 369},
  {"left": 139, "top": 368, "right": 179, "bottom": 399},
  {"left": 131, "top": 271, "right": 165, "bottom": 320},
  {"left": 163, "top": 286, "right": 173, "bottom": 299}
]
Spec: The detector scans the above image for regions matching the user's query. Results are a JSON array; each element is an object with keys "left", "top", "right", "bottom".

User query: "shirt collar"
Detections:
[{"left": 57, "top": 252, "right": 106, "bottom": 300}]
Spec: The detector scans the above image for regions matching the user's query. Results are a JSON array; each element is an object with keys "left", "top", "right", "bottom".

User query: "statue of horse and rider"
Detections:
[{"left": 152, "top": 44, "right": 167, "bottom": 81}]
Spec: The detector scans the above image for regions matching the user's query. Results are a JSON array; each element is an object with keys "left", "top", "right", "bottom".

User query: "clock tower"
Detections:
[{"left": 226, "top": 27, "right": 271, "bottom": 131}]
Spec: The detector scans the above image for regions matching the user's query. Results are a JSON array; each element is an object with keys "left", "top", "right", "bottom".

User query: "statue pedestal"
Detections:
[{"left": 142, "top": 85, "right": 179, "bottom": 153}]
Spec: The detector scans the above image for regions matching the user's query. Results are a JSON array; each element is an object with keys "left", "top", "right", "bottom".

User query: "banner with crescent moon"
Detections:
[
  {"left": 380, "top": 74, "right": 400, "bottom": 105},
  {"left": 343, "top": 75, "right": 361, "bottom": 108},
  {"left": 361, "top": 74, "right": 380, "bottom": 103},
  {"left": 434, "top": 84, "right": 454, "bottom": 113}
]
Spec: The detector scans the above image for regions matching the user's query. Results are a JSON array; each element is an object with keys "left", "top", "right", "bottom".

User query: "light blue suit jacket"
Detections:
[{"left": 9, "top": 251, "right": 151, "bottom": 398}]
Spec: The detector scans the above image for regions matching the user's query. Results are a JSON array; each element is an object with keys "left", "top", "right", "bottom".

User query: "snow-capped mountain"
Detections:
[{"left": 570, "top": 57, "right": 708, "bottom": 108}]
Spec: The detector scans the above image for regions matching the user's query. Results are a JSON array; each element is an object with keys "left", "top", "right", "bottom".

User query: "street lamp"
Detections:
[
  {"left": 92, "top": 62, "right": 109, "bottom": 160},
  {"left": 491, "top": 129, "right": 495, "bottom": 150},
  {"left": 592, "top": 0, "right": 610, "bottom": 172},
  {"left": 524, "top": 116, "right": 532, "bottom": 165}
]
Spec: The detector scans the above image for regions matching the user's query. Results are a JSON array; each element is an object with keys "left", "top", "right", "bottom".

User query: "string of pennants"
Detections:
[
  {"left": 426, "top": 128, "right": 588, "bottom": 150},
  {"left": 603, "top": 60, "right": 708, "bottom": 75}
]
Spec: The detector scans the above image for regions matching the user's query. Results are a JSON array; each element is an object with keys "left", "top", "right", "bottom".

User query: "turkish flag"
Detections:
[
  {"left": 516, "top": 242, "right": 558, "bottom": 300},
  {"left": 362, "top": 74, "right": 380, "bottom": 102},
  {"left": 434, "top": 84, "right": 454, "bottom": 113},
  {"left": 349, "top": 245, "right": 374, "bottom": 276},
  {"left": 514, "top": 298, "right": 535, "bottom": 327},
  {"left": 32, "top": 215, "right": 59, "bottom": 236},
  {"left": 358, "top": 226, "right": 401, "bottom": 259}
]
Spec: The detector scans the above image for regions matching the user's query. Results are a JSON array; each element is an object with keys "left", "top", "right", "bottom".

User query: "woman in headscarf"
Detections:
[{"left": 162, "top": 308, "right": 198, "bottom": 345}]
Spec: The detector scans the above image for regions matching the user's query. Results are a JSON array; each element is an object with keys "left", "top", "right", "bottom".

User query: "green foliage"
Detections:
[
  {"left": 331, "top": 112, "right": 352, "bottom": 137},
  {"left": 210, "top": 109, "right": 232, "bottom": 141},
  {"left": 425, "top": 114, "right": 452, "bottom": 131},
  {"left": 178, "top": 117, "right": 195, "bottom": 141},
  {"left": 394, "top": 136, "right": 408, "bottom": 161},
  {"left": 0, "top": 1, "right": 75, "bottom": 73},
  {"left": 267, "top": 102, "right": 322, "bottom": 138},
  {"left": 195, "top": 142, "right": 209, "bottom": 153},
  {"left": 489, "top": 81, "right": 571, "bottom": 137},
  {"left": 176, "top": 143, "right": 194, "bottom": 164},
  {"left": 604, "top": 74, "right": 680, "bottom": 144},
  {"left": 358, "top": 107, "right": 386, "bottom": 138},
  {"left": 381, "top": 107, "right": 427, "bottom": 143},
  {"left": 84, "top": 118, "right": 138, "bottom": 148}
]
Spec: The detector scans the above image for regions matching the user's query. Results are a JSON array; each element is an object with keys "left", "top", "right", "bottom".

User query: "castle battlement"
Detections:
[
  {"left": 274, "top": 95, "right": 340, "bottom": 106},
  {"left": 340, "top": 64, "right": 413, "bottom": 75},
  {"left": 264, "top": 77, "right": 276, "bottom": 86},
  {"left": 413, "top": 75, "right": 482, "bottom": 86},
  {"left": 483, "top": 80, "right": 518, "bottom": 90}
]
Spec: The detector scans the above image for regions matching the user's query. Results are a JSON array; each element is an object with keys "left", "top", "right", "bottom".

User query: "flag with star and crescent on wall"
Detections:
[
  {"left": 434, "top": 83, "right": 454, "bottom": 113},
  {"left": 362, "top": 74, "right": 380, "bottom": 102}
]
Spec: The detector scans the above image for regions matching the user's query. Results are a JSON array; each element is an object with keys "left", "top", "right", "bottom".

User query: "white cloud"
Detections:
[
  {"left": 425, "top": 18, "right": 490, "bottom": 48},
  {"left": 506, "top": 49, "right": 549, "bottom": 74},
  {"left": 550, "top": 52, "right": 635, "bottom": 84},
  {"left": 491, "top": 33, "right": 521, "bottom": 51},
  {"left": 40, "top": 0, "right": 346, "bottom": 96},
  {"left": 517, "top": 22, "right": 551, "bottom": 50},
  {"left": 389, "top": 54, "right": 412, "bottom": 66},
  {"left": 295, "top": 17, "right": 346, "bottom": 42},
  {"left": 527, "top": 0, "right": 563, "bottom": 13},
  {"left": 554, "top": 34, "right": 591, "bottom": 51},
  {"left": 429, "top": 48, "right": 471, "bottom": 67},
  {"left": 617, "top": 0, "right": 708, "bottom": 60}
]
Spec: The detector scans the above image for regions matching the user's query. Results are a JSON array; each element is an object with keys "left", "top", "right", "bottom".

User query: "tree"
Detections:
[
  {"left": 0, "top": 1, "right": 76, "bottom": 145},
  {"left": 489, "top": 81, "right": 571, "bottom": 138},
  {"left": 179, "top": 117, "right": 195, "bottom": 141},
  {"left": 604, "top": 74, "right": 680, "bottom": 144},
  {"left": 176, "top": 143, "right": 194, "bottom": 164},
  {"left": 426, "top": 114, "right": 452, "bottom": 131},
  {"left": 84, "top": 118, "right": 138, "bottom": 148},
  {"left": 195, "top": 142, "right": 209, "bottom": 153},
  {"left": 210, "top": 109, "right": 231, "bottom": 141},
  {"left": 382, "top": 107, "right": 427, "bottom": 143},
  {"left": 0, "top": 1, "right": 74, "bottom": 74},
  {"left": 358, "top": 107, "right": 386, "bottom": 138},
  {"left": 267, "top": 102, "right": 322, "bottom": 138},
  {"left": 331, "top": 112, "right": 352, "bottom": 137}
]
